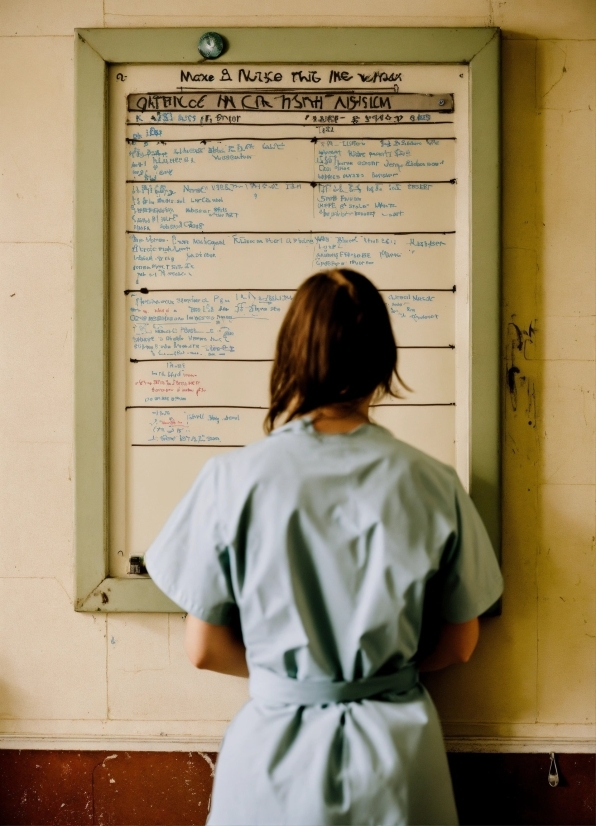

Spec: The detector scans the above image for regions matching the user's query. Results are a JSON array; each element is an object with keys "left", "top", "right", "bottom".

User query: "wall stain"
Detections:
[{"left": 506, "top": 318, "right": 537, "bottom": 427}]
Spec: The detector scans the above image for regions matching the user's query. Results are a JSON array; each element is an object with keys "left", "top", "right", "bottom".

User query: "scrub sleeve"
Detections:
[{"left": 145, "top": 459, "right": 236, "bottom": 625}]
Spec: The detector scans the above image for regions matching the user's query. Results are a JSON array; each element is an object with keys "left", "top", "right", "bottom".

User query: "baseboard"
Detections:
[
  {"left": 445, "top": 735, "right": 596, "bottom": 754},
  {"left": 0, "top": 733, "right": 223, "bottom": 751},
  {"left": 0, "top": 731, "right": 594, "bottom": 752}
]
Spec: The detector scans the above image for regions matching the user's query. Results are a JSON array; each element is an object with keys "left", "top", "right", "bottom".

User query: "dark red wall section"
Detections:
[
  {"left": 0, "top": 750, "right": 594, "bottom": 825},
  {"left": 0, "top": 751, "right": 217, "bottom": 825},
  {"left": 449, "top": 753, "right": 595, "bottom": 826}
]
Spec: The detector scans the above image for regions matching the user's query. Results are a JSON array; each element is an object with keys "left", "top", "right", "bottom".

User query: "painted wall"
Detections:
[{"left": 0, "top": 0, "right": 594, "bottom": 753}]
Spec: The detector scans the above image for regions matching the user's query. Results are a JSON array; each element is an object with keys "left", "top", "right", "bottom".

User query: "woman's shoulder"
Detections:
[
  {"left": 205, "top": 422, "right": 307, "bottom": 479},
  {"left": 371, "top": 425, "right": 461, "bottom": 492},
  {"left": 209, "top": 419, "right": 459, "bottom": 490}
]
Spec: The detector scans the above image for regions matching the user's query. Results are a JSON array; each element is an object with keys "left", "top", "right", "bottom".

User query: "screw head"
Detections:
[
  {"left": 198, "top": 31, "right": 225, "bottom": 60},
  {"left": 438, "top": 99, "right": 445, "bottom": 105}
]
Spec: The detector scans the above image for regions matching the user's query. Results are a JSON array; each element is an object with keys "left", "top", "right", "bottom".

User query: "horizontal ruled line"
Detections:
[
  {"left": 132, "top": 444, "right": 245, "bottom": 448},
  {"left": 125, "top": 286, "right": 456, "bottom": 294},
  {"left": 127, "top": 404, "right": 268, "bottom": 410},
  {"left": 130, "top": 358, "right": 274, "bottom": 362},
  {"left": 127, "top": 178, "right": 456, "bottom": 185},
  {"left": 129, "top": 346, "right": 455, "bottom": 363},
  {"left": 130, "top": 108, "right": 454, "bottom": 114},
  {"left": 126, "top": 136, "right": 457, "bottom": 143},
  {"left": 127, "top": 403, "right": 455, "bottom": 409},
  {"left": 133, "top": 87, "right": 452, "bottom": 96},
  {"left": 126, "top": 122, "right": 455, "bottom": 127},
  {"left": 125, "top": 230, "right": 456, "bottom": 235},
  {"left": 169, "top": 87, "right": 442, "bottom": 93},
  {"left": 373, "top": 402, "right": 455, "bottom": 407}
]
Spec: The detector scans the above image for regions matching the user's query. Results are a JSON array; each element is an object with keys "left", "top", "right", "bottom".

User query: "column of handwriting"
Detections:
[
  {"left": 127, "top": 181, "right": 455, "bottom": 233},
  {"left": 130, "top": 407, "right": 265, "bottom": 446},
  {"left": 126, "top": 233, "right": 455, "bottom": 290},
  {"left": 128, "top": 289, "right": 454, "bottom": 360},
  {"left": 129, "top": 290, "right": 292, "bottom": 359},
  {"left": 315, "top": 139, "right": 454, "bottom": 181},
  {"left": 130, "top": 349, "right": 455, "bottom": 408},
  {"left": 126, "top": 137, "right": 454, "bottom": 182},
  {"left": 129, "top": 401, "right": 456, "bottom": 452}
]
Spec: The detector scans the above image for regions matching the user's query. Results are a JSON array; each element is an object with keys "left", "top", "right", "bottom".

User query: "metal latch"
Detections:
[
  {"left": 548, "top": 753, "right": 560, "bottom": 787},
  {"left": 129, "top": 556, "right": 147, "bottom": 575}
]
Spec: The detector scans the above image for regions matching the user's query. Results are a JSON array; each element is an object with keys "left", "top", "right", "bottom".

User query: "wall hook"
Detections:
[{"left": 548, "top": 753, "right": 560, "bottom": 787}]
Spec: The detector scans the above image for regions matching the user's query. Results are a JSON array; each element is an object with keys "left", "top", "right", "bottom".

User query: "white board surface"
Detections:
[{"left": 108, "top": 64, "right": 470, "bottom": 576}]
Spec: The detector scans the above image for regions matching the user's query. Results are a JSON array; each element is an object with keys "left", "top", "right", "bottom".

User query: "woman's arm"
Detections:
[
  {"left": 185, "top": 613, "right": 478, "bottom": 678},
  {"left": 418, "top": 617, "right": 479, "bottom": 672},
  {"left": 184, "top": 614, "right": 249, "bottom": 678}
]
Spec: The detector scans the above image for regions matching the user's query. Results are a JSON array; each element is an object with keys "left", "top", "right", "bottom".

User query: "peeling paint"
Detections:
[{"left": 201, "top": 751, "right": 216, "bottom": 778}]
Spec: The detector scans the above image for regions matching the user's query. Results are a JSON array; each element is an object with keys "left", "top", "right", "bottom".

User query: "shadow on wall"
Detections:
[
  {"left": 424, "top": 36, "right": 546, "bottom": 727},
  {"left": 449, "top": 753, "right": 596, "bottom": 826},
  {"left": 427, "top": 34, "right": 595, "bottom": 737},
  {"left": 0, "top": 676, "right": 17, "bottom": 721}
]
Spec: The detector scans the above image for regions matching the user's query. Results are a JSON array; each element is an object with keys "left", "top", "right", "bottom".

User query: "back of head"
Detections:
[{"left": 266, "top": 269, "right": 405, "bottom": 432}]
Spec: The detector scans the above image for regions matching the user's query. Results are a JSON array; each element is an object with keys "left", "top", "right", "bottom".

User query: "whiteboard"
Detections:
[{"left": 108, "top": 63, "right": 470, "bottom": 578}]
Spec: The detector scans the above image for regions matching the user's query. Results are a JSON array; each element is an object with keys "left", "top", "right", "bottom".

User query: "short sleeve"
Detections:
[
  {"left": 439, "top": 471, "right": 504, "bottom": 623},
  {"left": 144, "top": 459, "right": 236, "bottom": 624}
]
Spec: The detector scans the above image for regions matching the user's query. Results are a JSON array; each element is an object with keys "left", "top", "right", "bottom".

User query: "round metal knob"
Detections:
[{"left": 198, "top": 31, "right": 226, "bottom": 60}]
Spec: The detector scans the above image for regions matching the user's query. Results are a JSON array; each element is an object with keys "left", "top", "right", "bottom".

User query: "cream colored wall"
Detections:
[{"left": 0, "top": 0, "right": 594, "bottom": 752}]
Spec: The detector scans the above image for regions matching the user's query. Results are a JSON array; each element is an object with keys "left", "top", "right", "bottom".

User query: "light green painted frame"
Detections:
[{"left": 74, "top": 27, "right": 500, "bottom": 611}]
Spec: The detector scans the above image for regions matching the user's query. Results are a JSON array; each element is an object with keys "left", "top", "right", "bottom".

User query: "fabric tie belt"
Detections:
[{"left": 249, "top": 663, "right": 419, "bottom": 705}]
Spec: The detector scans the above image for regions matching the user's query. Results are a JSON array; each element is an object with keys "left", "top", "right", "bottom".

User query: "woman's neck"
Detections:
[{"left": 309, "top": 396, "right": 373, "bottom": 434}]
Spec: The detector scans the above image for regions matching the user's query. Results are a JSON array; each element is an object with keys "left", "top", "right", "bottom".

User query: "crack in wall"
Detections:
[{"left": 541, "top": 43, "right": 568, "bottom": 100}]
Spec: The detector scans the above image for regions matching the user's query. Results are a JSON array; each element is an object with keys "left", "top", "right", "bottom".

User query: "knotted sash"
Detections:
[{"left": 249, "top": 663, "right": 419, "bottom": 705}]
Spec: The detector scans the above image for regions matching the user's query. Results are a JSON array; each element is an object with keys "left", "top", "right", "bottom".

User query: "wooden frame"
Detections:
[{"left": 74, "top": 27, "right": 500, "bottom": 611}]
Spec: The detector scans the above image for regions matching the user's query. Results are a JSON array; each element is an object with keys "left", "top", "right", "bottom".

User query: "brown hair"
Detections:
[{"left": 265, "top": 269, "right": 408, "bottom": 432}]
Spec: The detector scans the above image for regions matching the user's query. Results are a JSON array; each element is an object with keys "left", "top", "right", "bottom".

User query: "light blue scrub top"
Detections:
[{"left": 145, "top": 418, "right": 503, "bottom": 826}]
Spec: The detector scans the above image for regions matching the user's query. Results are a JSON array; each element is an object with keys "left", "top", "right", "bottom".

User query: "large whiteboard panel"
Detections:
[{"left": 109, "top": 63, "right": 470, "bottom": 578}]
